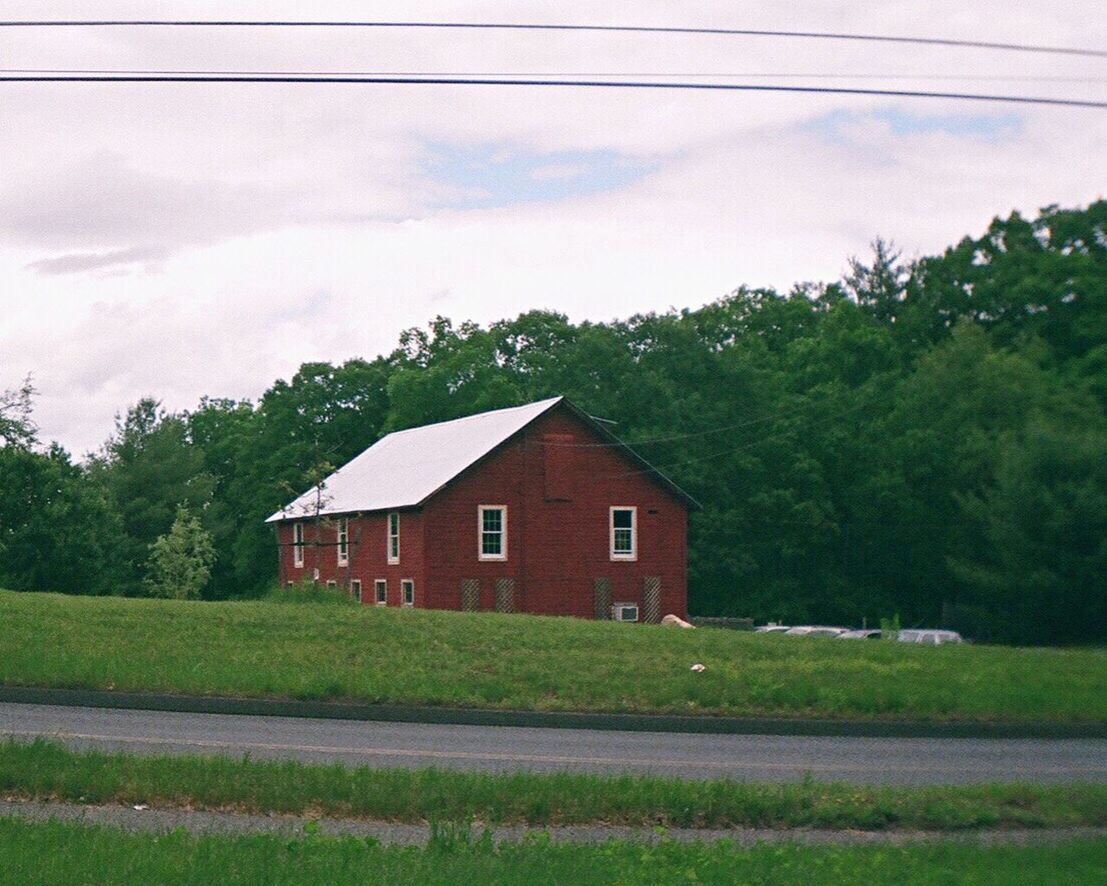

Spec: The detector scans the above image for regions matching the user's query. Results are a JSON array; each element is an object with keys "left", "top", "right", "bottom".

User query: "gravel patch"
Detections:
[{"left": 2, "top": 799, "right": 1104, "bottom": 847}]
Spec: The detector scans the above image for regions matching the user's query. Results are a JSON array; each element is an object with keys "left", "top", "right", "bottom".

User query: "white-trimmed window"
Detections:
[
  {"left": 402, "top": 579, "right": 415, "bottom": 607},
  {"left": 478, "top": 505, "right": 507, "bottom": 561},
  {"left": 613, "top": 602, "right": 639, "bottom": 622},
  {"left": 292, "top": 522, "right": 304, "bottom": 567},
  {"left": 374, "top": 579, "right": 387, "bottom": 606},
  {"left": 337, "top": 518, "right": 349, "bottom": 566},
  {"left": 387, "top": 512, "right": 400, "bottom": 564},
  {"left": 351, "top": 579, "right": 362, "bottom": 602},
  {"left": 610, "top": 507, "right": 637, "bottom": 560},
  {"left": 326, "top": 579, "right": 336, "bottom": 589}
]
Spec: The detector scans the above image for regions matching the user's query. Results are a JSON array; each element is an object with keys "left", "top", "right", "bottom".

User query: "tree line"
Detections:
[{"left": 2, "top": 201, "right": 1105, "bottom": 645}]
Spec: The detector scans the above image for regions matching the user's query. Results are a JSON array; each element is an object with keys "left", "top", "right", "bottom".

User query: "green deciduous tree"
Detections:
[
  {"left": 0, "top": 375, "right": 37, "bottom": 449},
  {"left": 143, "top": 506, "right": 217, "bottom": 599},
  {"left": 91, "top": 399, "right": 215, "bottom": 594}
]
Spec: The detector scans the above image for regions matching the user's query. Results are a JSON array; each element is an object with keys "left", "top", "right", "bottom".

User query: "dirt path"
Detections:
[{"left": 3, "top": 798, "right": 1104, "bottom": 847}]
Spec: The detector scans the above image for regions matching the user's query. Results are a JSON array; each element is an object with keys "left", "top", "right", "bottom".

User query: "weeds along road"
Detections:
[{"left": 2, "top": 703, "right": 1105, "bottom": 785}]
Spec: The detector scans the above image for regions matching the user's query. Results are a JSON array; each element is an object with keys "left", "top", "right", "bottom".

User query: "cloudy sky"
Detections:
[{"left": 2, "top": 1, "right": 1105, "bottom": 455}]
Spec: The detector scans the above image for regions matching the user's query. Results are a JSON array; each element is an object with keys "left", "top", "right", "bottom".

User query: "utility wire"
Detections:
[
  {"left": 2, "top": 75, "right": 1103, "bottom": 109},
  {"left": 5, "top": 67, "right": 1106, "bottom": 84},
  {"left": 601, "top": 396, "right": 874, "bottom": 482},
  {"left": 542, "top": 400, "right": 821, "bottom": 449},
  {"left": 1, "top": 19, "right": 1104, "bottom": 59}
]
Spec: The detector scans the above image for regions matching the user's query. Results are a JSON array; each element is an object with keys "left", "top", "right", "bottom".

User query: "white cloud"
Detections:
[{"left": 1, "top": 0, "right": 1105, "bottom": 454}]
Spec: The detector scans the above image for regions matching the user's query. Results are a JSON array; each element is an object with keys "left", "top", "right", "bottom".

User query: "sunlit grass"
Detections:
[
  {"left": 3, "top": 739, "right": 1105, "bottom": 830},
  {"left": 1, "top": 589, "right": 1104, "bottom": 722},
  {"left": 1, "top": 817, "right": 1104, "bottom": 886}
]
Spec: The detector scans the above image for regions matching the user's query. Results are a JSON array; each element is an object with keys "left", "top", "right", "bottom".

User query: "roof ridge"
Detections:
[
  {"left": 383, "top": 396, "right": 562, "bottom": 439},
  {"left": 265, "top": 396, "right": 567, "bottom": 522}
]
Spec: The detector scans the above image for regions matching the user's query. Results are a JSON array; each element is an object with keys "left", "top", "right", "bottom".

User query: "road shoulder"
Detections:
[{"left": 3, "top": 685, "right": 1105, "bottom": 739}]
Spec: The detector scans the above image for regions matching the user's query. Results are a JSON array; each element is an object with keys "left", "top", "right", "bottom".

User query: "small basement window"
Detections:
[
  {"left": 326, "top": 580, "right": 336, "bottom": 589},
  {"left": 337, "top": 517, "right": 349, "bottom": 566},
  {"left": 610, "top": 507, "right": 637, "bottom": 560},
  {"left": 402, "top": 579, "right": 415, "bottom": 607},
  {"left": 388, "top": 512, "right": 400, "bottom": 564},
  {"left": 478, "top": 505, "right": 507, "bottom": 560},
  {"left": 613, "top": 603, "right": 639, "bottom": 622},
  {"left": 351, "top": 579, "right": 362, "bottom": 602},
  {"left": 292, "top": 522, "right": 304, "bottom": 567},
  {"left": 375, "top": 579, "right": 387, "bottom": 606}
]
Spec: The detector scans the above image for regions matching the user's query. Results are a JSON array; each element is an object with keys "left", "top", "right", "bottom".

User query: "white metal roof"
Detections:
[{"left": 266, "top": 397, "right": 563, "bottom": 522}]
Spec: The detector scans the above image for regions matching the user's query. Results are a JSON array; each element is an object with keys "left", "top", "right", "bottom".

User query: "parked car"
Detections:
[
  {"left": 755, "top": 624, "right": 791, "bottom": 634},
  {"left": 897, "top": 629, "right": 964, "bottom": 646},
  {"left": 784, "top": 625, "right": 849, "bottom": 637},
  {"left": 837, "top": 629, "right": 883, "bottom": 640}
]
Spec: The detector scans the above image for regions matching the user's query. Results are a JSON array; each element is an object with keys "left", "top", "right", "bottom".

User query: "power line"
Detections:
[
  {"left": 543, "top": 401, "right": 821, "bottom": 449},
  {"left": 5, "top": 67, "right": 1106, "bottom": 84},
  {"left": 2, "top": 75, "right": 1103, "bottom": 109},
  {"left": 1, "top": 19, "right": 1104, "bottom": 59},
  {"left": 601, "top": 397, "right": 874, "bottom": 482}
]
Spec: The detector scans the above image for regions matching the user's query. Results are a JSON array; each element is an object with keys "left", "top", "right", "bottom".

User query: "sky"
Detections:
[{"left": 1, "top": 1, "right": 1105, "bottom": 456}]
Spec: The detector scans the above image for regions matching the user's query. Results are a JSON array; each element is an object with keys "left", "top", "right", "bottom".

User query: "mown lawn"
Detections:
[
  {"left": 3, "top": 739, "right": 1106, "bottom": 830},
  {"left": 1, "top": 818, "right": 1104, "bottom": 886},
  {"left": 1, "top": 589, "right": 1105, "bottom": 723}
]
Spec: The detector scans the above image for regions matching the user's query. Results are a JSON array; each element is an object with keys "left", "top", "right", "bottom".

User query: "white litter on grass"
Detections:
[
  {"left": 132, "top": 804, "right": 148, "bottom": 811},
  {"left": 690, "top": 663, "right": 706, "bottom": 673}
]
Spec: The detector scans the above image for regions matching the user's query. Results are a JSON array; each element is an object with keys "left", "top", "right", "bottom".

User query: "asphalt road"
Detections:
[{"left": 2, "top": 702, "right": 1106, "bottom": 785}]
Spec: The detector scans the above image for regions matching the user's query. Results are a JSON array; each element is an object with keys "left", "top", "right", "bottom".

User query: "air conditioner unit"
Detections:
[{"left": 612, "top": 603, "right": 639, "bottom": 622}]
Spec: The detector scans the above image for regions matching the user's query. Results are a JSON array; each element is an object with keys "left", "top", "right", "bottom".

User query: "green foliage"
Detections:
[
  {"left": 952, "top": 420, "right": 1107, "bottom": 644},
  {"left": 0, "top": 374, "right": 37, "bottom": 449},
  {"left": 2, "top": 591, "right": 1105, "bottom": 723},
  {"left": 0, "top": 445, "right": 122, "bottom": 595},
  {"left": 90, "top": 399, "right": 215, "bottom": 595},
  {"left": 879, "top": 614, "right": 901, "bottom": 639},
  {"left": 4, "top": 200, "right": 1107, "bottom": 642},
  {"left": 265, "top": 580, "right": 358, "bottom": 605},
  {"left": 143, "top": 506, "right": 217, "bottom": 600}
]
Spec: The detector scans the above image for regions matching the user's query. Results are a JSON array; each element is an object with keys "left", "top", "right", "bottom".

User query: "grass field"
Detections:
[
  {"left": 6, "top": 739, "right": 1106, "bottom": 830},
  {"left": 1, "top": 818, "right": 1104, "bottom": 885},
  {"left": 2, "top": 589, "right": 1105, "bottom": 723}
]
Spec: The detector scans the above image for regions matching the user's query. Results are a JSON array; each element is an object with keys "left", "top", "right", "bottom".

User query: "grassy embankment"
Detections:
[
  {"left": 2, "top": 589, "right": 1105, "bottom": 723},
  {"left": 5, "top": 740, "right": 1106, "bottom": 830},
  {"left": 1, "top": 818, "right": 1104, "bottom": 886}
]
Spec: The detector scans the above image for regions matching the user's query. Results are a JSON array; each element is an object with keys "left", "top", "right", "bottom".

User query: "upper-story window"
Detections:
[
  {"left": 388, "top": 512, "right": 400, "bottom": 564},
  {"left": 478, "top": 505, "right": 507, "bottom": 561},
  {"left": 337, "top": 518, "right": 349, "bottom": 566},
  {"left": 610, "top": 507, "right": 637, "bottom": 561},
  {"left": 292, "top": 522, "right": 304, "bottom": 567}
]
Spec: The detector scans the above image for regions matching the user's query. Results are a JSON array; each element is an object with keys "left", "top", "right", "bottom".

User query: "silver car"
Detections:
[
  {"left": 897, "top": 629, "right": 964, "bottom": 646},
  {"left": 784, "top": 625, "right": 849, "bottom": 638},
  {"left": 837, "top": 629, "right": 883, "bottom": 640}
]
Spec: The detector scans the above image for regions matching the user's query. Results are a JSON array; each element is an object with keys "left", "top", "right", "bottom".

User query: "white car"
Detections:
[
  {"left": 837, "top": 629, "right": 883, "bottom": 640},
  {"left": 897, "top": 629, "right": 964, "bottom": 646},
  {"left": 755, "top": 625, "right": 791, "bottom": 634},
  {"left": 784, "top": 625, "right": 849, "bottom": 638}
]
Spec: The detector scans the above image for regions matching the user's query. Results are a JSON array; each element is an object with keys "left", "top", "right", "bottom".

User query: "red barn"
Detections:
[{"left": 267, "top": 397, "right": 698, "bottom": 621}]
